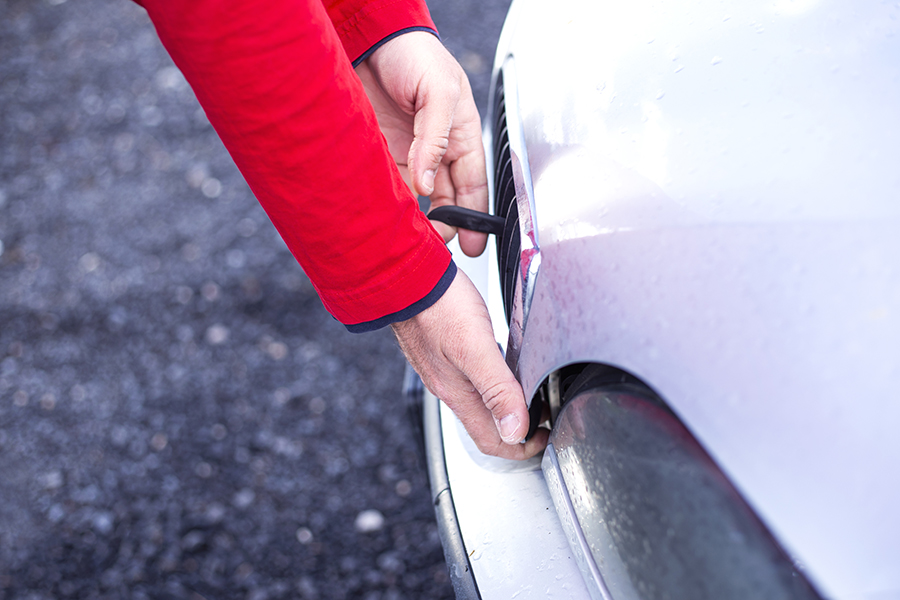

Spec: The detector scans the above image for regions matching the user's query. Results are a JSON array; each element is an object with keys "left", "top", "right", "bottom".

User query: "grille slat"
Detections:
[{"left": 491, "top": 74, "right": 520, "bottom": 323}]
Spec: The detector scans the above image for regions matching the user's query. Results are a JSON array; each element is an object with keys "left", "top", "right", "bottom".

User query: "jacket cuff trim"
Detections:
[
  {"left": 344, "top": 259, "right": 456, "bottom": 332},
  {"left": 351, "top": 26, "right": 439, "bottom": 68}
]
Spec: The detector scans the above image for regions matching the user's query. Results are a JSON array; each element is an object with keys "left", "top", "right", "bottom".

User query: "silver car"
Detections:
[{"left": 417, "top": 0, "right": 900, "bottom": 598}]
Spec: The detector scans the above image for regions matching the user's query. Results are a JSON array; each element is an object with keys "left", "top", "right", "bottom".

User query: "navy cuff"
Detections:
[
  {"left": 351, "top": 26, "right": 441, "bottom": 68},
  {"left": 344, "top": 260, "right": 457, "bottom": 333}
]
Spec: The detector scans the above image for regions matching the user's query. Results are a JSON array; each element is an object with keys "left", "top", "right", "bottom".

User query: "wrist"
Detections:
[{"left": 353, "top": 27, "right": 439, "bottom": 68}]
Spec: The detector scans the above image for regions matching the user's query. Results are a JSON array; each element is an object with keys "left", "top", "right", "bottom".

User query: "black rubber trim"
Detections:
[
  {"left": 423, "top": 388, "right": 481, "bottom": 600},
  {"left": 343, "top": 260, "right": 456, "bottom": 333},
  {"left": 525, "top": 389, "right": 544, "bottom": 441},
  {"left": 351, "top": 27, "right": 440, "bottom": 68},
  {"left": 490, "top": 73, "right": 520, "bottom": 323},
  {"left": 428, "top": 206, "right": 506, "bottom": 236}
]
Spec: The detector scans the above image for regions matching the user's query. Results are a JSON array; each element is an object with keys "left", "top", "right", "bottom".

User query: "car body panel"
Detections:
[
  {"left": 486, "top": 0, "right": 900, "bottom": 598},
  {"left": 519, "top": 223, "right": 900, "bottom": 600}
]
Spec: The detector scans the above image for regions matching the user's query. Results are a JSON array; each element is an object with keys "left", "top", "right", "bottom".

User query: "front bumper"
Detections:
[{"left": 423, "top": 388, "right": 591, "bottom": 599}]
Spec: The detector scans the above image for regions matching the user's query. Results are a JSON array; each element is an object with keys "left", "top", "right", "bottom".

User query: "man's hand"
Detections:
[
  {"left": 358, "top": 32, "right": 545, "bottom": 459},
  {"left": 392, "top": 269, "right": 549, "bottom": 460},
  {"left": 355, "top": 32, "right": 489, "bottom": 258}
]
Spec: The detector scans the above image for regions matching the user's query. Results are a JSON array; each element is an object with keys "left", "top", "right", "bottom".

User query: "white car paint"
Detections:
[{"left": 494, "top": 1, "right": 900, "bottom": 598}]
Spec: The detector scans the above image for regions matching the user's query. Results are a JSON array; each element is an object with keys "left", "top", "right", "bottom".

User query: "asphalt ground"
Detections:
[{"left": 0, "top": 0, "right": 510, "bottom": 598}]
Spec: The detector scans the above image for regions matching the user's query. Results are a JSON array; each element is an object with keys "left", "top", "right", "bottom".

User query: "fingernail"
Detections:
[
  {"left": 497, "top": 414, "right": 521, "bottom": 443},
  {"left": 423, "top": 169, "right": 436, "bottom": 194}
]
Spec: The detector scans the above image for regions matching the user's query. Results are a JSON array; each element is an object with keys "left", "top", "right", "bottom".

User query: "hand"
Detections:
[
  {"left": 355, "top": 32, "right": 489, "bottom": 258},
  {"left": 391, "top": 269, "right": 549, "bottom": 460}
]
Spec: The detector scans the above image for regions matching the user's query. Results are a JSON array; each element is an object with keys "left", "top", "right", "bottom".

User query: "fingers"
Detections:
[
  {"left": 423, "top": 79, "right": 488, "bottom": 256},
  {"left": 438, "top": 367, "right": 547, "bottom": 460},
  {"left": 450, "top": 329, "right": 529, "bottom": 446},
  {"left": 362, "top": 31, "right": 490, "bottom": 255},
  {"left": 449, "top": 148, "right": 488, "bottom": 257},
  {"left": 426, "top": 122, "right": 488, "bottom": 254},
  {"left": 424, "top": 355, "right": 541, "bottom": 460},
  {"left": 391, "top": 269, "right": 547, "bottom": 460},
  {"left": 426, "top": 166, "right": 457, "bottom": 243},
  {"left": 450, "top": 393, "right": 549, "bottom": 460},
  {"left": 409, "top": 71, "right": 458, "bottom": 198},
  {"left": 403, "top": 32, "right": 461, "bottom": 197}
]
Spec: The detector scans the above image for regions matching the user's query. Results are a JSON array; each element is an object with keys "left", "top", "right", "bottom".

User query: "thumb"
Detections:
[
  {"left": 455, "top": 329, "right": 530, "bottom": 445},
  {"left": 484, "top": 381, "right": 530, "bottom": 444},
  {"left": 409, "top": 77, "right": 460, "bottom": 197}
]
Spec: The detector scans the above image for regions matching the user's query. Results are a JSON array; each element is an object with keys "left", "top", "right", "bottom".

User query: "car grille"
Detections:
[{"left": 491, "top": 73, "right": 521, "bottom": 323}]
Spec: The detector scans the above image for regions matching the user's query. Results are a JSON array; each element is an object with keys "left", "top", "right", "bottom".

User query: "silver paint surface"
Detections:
[{"left": 489, "top": 0, "right": 900, "bottom": 598}]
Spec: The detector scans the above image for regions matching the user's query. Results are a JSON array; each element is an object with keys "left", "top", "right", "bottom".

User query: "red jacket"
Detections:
[{"left": 140, "top": 0, "right": 454, "bottom": 331}]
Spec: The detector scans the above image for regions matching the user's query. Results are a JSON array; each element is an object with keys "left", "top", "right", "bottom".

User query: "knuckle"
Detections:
[
  {"left": 480, "top": 380, "right": 522, "bottom": 415},
  {"left": 454, "top": 179, "right": 488, "bottom": 200},
  {"left": 426, "top": 137, "right": 450, "bottom": 157}
]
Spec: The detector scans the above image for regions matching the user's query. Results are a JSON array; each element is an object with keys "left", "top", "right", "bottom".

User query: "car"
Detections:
[{"left": 412, "top": 0, "right": 900, "bottom": 598}]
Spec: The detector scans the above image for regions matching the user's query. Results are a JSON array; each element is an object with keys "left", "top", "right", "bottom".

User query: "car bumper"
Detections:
[{"left": 423, "top": 386, "right": 592, "bottom": 599}]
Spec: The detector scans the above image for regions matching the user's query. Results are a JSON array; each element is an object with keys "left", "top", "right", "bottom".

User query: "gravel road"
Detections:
[{"left": 0, "top": 0, "right": 510, "bottom": 598}]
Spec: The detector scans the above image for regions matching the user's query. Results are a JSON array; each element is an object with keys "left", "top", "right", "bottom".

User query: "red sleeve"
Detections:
[
  {"left": 323, "top": 0, "right": 437, "bottom": 64},
  {"left": 140, "top": 0, "right": 451, "bottom": 329}
]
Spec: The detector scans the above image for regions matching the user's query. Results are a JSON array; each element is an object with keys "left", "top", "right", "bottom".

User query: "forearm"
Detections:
[{"left": 140, "top": 0, "right": 451, "bottom": 328}]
